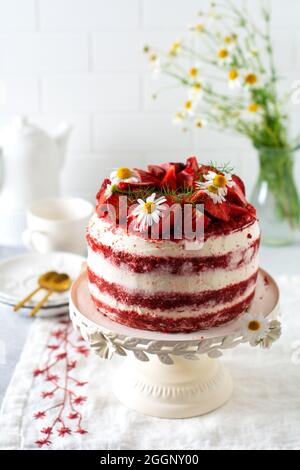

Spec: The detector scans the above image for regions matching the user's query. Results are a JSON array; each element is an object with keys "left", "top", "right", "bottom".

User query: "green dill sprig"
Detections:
[{"left": 207, "top": 161, "right": 235, "bottom": 174}]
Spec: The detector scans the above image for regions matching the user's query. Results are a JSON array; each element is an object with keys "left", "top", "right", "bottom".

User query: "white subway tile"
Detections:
[
  {"left": 142, "top": 0, "right": 207, "bottom": 30},
  {"left": 0, "top": 77, "right": 39, "bottom": 113},
  {"left": 30, "top": 114, "right": 91, "bottom": 151},
  {"left": 93, "top": 32, "right": 145, "bottom": 72},
  {"left": 143, "top": 76, "right": 188, "bottom": 112},
  {"left": 39, "top": 0, "right": 140, "bottom": 31},
  {"left": 93, "top": 30, "right": 184, "bottom": 72},
  {"left": 193, "top": 127, "right": 250, "bottom": 152},
  {"left": 271, "top": 30, "right": 294, "bottom": 73},
  {"left": 0, "top": 33, "right": 88, "bottom": 74},
  {"left": 0, "top": 0, "right": 35, "bottom": 31},
  {"left": 42, "top": 75, "right": 140, "bottom": 112},
  {"left": 141, "top": 150, "right": 197, "bottom": 167},
  {"left": 293, "top": 33, "right": 300, "bottom": 70},
  {"left": 93, "top": 112, "right": 193, "bottom": 151},
  {"left": 271, "top": 0, "right": 300, "bottom": 28},
  {"left": 61, "top": 153, "right": 143, "bottom": 199}
]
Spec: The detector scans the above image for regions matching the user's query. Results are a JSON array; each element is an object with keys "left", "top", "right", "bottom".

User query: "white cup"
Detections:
[{"left": 22, "top": 197, "right": 94, "bottom": 255}]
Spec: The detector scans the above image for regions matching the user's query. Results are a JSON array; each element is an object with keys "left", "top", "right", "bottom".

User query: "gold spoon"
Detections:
[
  {"left": 29, "top": 273, "right": 72, "bottom": 317},
  {"left": 14, "top": 271, "right": 58, "bottom": 312}
]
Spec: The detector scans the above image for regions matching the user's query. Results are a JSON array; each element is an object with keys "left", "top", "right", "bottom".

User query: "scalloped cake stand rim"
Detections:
[{"left": 69, "top": 267, "right": 279, "bottom": 343}]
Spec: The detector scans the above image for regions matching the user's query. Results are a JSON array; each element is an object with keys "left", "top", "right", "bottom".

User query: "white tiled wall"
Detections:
[{"left": 0, "top": 0, "right": 299, "bottom": 201}]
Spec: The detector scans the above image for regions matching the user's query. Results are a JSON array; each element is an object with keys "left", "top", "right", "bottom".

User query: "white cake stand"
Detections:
[{"left": 69, "top": 268, "right": 280, "bottom": 419}]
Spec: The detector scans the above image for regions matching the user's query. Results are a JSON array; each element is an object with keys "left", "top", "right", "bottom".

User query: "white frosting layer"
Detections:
[
  {"left": 89, "top": 282, "right": 256, "bottom": 319},
  {"left": 88, "top": 214, "right": 260, "bottom": 258},
  {"left": 88, "top": 247, "right": 259, "bottom": 293}
]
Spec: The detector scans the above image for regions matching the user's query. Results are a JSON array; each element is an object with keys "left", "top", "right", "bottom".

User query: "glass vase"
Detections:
[{"left": 250, "top": 146, "right": 300, "bottom": 246}]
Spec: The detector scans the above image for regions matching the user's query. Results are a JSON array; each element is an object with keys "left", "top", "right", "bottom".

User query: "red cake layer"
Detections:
[
  {"left": 87, "top": 233, "right": 260, "bottom": 274},
  {"left": 91, "top": 291, "right": 255, "bottom": 333},
  {"left": 87, "top": 267, "right": 258, "bottom": 310}
]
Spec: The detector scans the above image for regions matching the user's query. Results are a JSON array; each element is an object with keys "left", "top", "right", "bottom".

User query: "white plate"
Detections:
[
  {"left": 0, "top": 298, "right": 69, "bottom": 317},
  {"left": 0, "top": 252, "right": 85, "bottom": 308}
]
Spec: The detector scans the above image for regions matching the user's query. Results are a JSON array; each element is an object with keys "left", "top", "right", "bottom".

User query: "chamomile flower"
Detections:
[
  {"left": 110, "top": 167, "right": 139, "bottom": 184},
  {"left": 217, "top": 48, "right": 230, "bottom": 66},
  {"left": 244, "top": 72, "right": 258, "bottom": 87},
  {"left": 223, "top": 34, "right": 237, "bottom": 51},
  {"left": 188, "top": 81, "right": 204, "bottom": 101},
  {"left": 228, "top": 69, "right": 241, "bottom": 90},
  {"left": 168, "top": 41, "right": 181, "bottom": 57},
  {"left": 173, "top": 110, "right": 186, "bottom": 126},
  {"left": 194, "top": 117, "right": 207, "bottom": 129},
  {"left": 196, "top": 171, "right": 235, "bottom": 204},
  {"left": 247, "top": 102, "right": 260, "bottom": 113},
  {"left": 132, "top": 193, "right": 167, "bottom": 232},
  {"left": 240, "top": 313, "right": 270, "bottom": 347},
  {"left": 148, "top": 52, "right": 161, "bottom": 78},
  {"left": 189, "top": 23, "right": 205, "bottom": 33},
  {"left": 188, "top": 67, "right": 199, "bottom": 79},
  {"left": 183, "top": 99, "right": 197, "bottom": 116},
  {"left": 199, "top": 4, "right": 220, "bottom": 28}
]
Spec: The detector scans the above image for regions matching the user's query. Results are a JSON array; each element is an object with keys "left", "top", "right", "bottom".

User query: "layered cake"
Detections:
[{"left": 86, "top": 156, "right": 260, "bottom": 333}]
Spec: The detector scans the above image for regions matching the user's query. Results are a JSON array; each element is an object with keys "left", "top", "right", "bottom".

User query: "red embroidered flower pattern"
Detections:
[
  {"left": 46, "top": 374, "right": 59, "bottom": 382},
  {"left": 35, "top": 438, "right": 51, "bottom": 448},
  {"left": 76, "top": 428, "right": 88, "bottom": 435},
  {"left": 41, "top": 427, "right": 53, "bottom": 435},
  {"left": 32, "top": 320, "right": 89, "bottom": 448},
  {"left": 76, "top": 346, "right": 89, "bottom": 357},
  {"left": 67, "top": 360, "right": 77, "bottom": 371},
  {"left": 58, "top": 426, "right": 71, "bottom": 437},
  {"left": 41, "top": 391, "right": 55, "bottom": 399},
  {"left": 47, "top": 344, "right": 59, "bottom": 350},
  {"left": 73, "top": 396, "right": 87, "bottom": 405},
  {"left": 51, "top": 329, "right": 64, "bottom": 339},
  {"left": 76, "top": 381, "right": 88, "bottom": 387},
  {"left": 34, "top": 411, "right": 46, "bottom": 420},
  {"left": 56, "top": 352, "right": 67, "bottom": 361}
]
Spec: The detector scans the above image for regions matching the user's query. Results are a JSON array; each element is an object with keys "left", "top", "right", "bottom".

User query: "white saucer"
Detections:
[
  {"left": 0, "top": 298, "right": 70, "bottom": 317},
  {"left": 0, "top": 252, "right": 86, "bottom": 316}
]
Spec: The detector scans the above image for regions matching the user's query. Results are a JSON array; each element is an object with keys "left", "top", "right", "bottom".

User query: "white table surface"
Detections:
[{"left": 0, "top": 243, "right": 299, "bottom": 405}]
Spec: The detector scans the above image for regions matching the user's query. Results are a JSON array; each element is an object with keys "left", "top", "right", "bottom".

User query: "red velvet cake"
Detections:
[{"left": 87, "top": 156, "right": 260, "bottom": 333}]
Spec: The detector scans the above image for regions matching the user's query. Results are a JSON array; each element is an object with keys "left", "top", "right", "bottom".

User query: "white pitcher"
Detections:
[{"left": 0, "top": 116, "right": 72, "bottom": 246}]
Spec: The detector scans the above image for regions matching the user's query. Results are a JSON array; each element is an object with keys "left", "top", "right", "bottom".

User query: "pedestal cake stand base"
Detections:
[
  {"left": 114, "top": 355, "right": 233, "bottom": 418},
  {"left": 69, "top": 268, "right": 279, "bottom": 419}
]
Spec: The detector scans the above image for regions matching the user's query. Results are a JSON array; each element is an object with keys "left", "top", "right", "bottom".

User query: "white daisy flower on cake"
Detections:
[
  {"left": 110, "top": 167, "right": 139, "bottom": 185},
  {"left": 240, "top": 313, "right": 269, "bottom": 347},
  {"left": 196, "top": 171, "right": 235, "bottom": 204},
  {"left": 132, "top": 193, "right": 167, "bottom": 232}
]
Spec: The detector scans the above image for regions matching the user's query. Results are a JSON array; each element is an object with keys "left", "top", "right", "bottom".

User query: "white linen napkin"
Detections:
[{"left": 0, "top": 276, "right": 300, "bottom": 450}]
